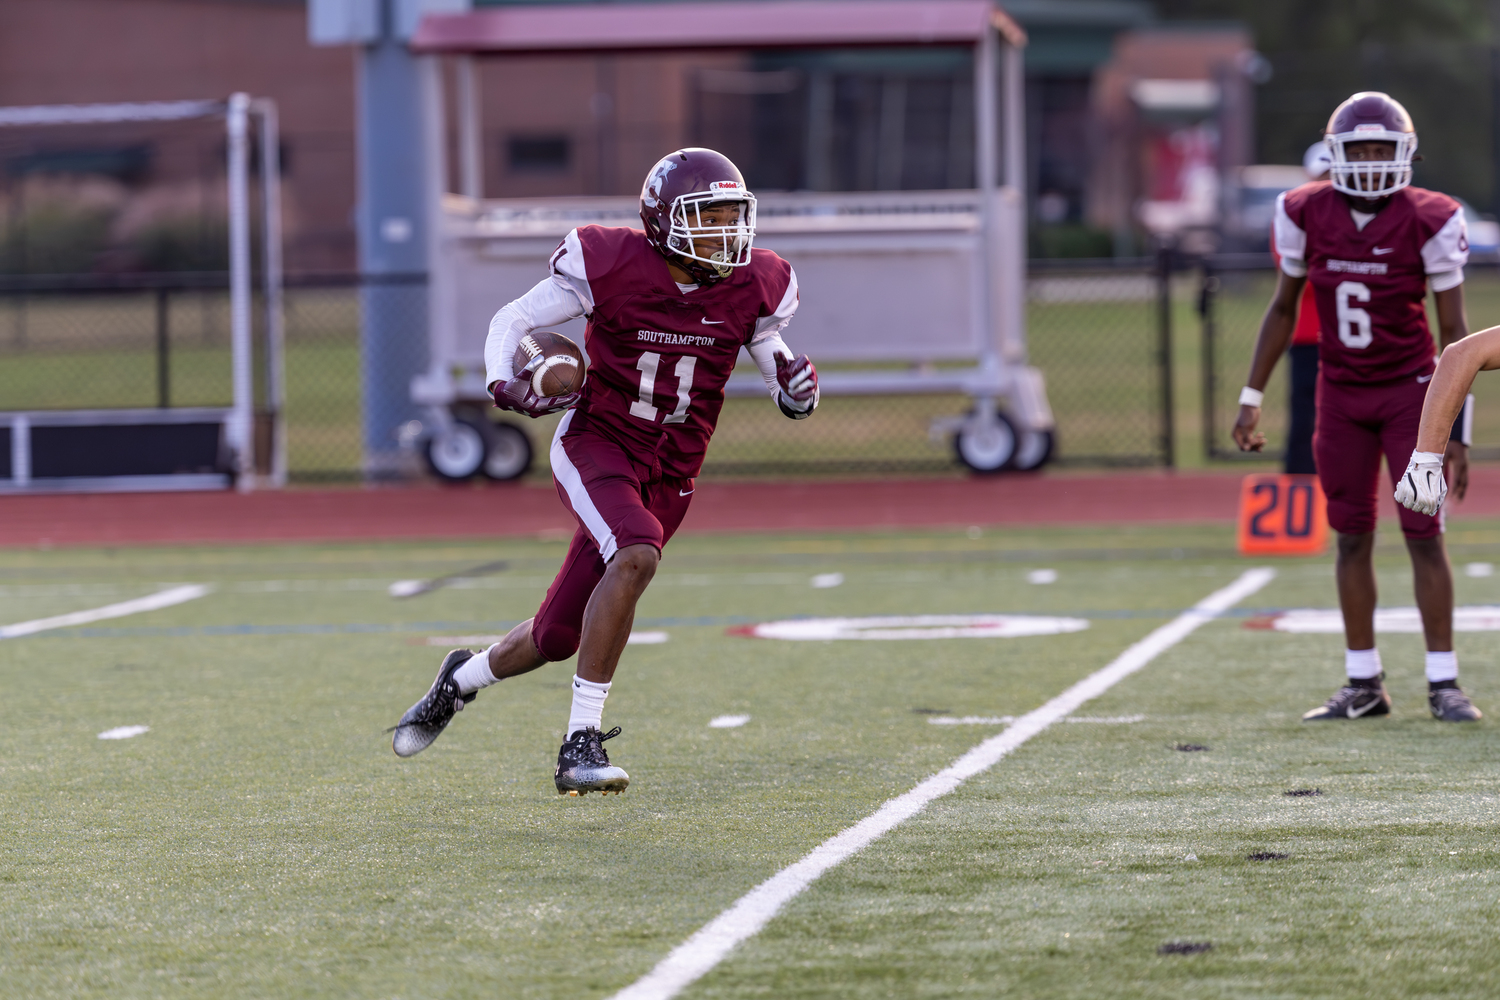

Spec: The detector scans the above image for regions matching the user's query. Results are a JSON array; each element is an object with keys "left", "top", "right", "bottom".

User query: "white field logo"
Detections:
[
  {"left": 731, "top": 614, "right": 1088, "bottom": 641},
  {"left": 1247, "top": 606, "right": 1500, "bottom": 633}
]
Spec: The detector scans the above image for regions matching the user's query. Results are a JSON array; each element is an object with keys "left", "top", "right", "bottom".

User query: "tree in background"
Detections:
[{"left": 1156, "top": 0, "right": 1496, "bottom": 211}]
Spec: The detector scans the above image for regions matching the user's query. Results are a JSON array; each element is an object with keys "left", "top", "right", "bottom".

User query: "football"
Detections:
[{"left": 513, "top": 330, "right": 586, "bottom": 397}]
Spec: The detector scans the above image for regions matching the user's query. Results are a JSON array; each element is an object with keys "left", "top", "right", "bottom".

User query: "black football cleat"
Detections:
[
  {"left": 391, "top": 648, "right": 477, "bottom": 758},
  {"left": 1429, "top": 686, "right": 1483, "bottom": 722},
  {"left": 1303, "top": 677, "right": 1391, "bottom": 721},
  {"left": 555, "top": 726, "right": 629, "bottom": 796}
]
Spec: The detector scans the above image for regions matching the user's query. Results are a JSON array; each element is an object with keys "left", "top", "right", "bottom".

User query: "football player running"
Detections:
[
  {"left": 390, "top": 148, "right": 820, "bottom": 792},
  {"left": 1233, "top": 92, "right": 1482, "bottom": 723}
]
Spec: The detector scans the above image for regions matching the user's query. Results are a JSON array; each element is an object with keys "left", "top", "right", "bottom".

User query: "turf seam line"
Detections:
[
  {"left": 608, "top": 567, "right": 1276, "bottom": 1000},
  {"left": 0, "top": 584, "right": 210, "bottom": 639}
]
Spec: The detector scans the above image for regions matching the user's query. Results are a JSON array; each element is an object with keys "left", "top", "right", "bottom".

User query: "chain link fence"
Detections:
[
  {"left": 0, "top": 264, "right": 1175, "bottom": 483},
  {"left": 15, "top": 257, "right": 1500, "bottom": 483},
  {"left": 1025, "top": 260, "right": 1168, "bottom": 467}
]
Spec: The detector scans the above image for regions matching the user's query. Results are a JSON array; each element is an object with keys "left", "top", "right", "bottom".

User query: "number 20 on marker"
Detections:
[{"left": 1236, "top": 474, "right": 1329, "bottom": 556}]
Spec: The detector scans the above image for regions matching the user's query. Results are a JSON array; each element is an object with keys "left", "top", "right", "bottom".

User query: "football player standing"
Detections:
[
  {"left": 1234, "top": 92, "right": 1482, "bottom": 723},
  {"left": 390, "top": 148, "right": 820, "bottom": 791}
]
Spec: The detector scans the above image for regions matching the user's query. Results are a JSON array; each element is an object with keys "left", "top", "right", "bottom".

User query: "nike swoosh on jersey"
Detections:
[
  {"left": 1372, "top": 246, "right": 1395, "bottom": 255},
  {"left": 700, "top": 318, "right": 724, "bottom": 325},
  {"left": 1417, "top": 374, "right": 1433, "bottom": 383}
]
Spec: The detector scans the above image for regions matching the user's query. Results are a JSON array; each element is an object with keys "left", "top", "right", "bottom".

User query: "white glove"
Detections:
[{"left": 1395, "top": 451, "right": 1447, "bottom": 515}]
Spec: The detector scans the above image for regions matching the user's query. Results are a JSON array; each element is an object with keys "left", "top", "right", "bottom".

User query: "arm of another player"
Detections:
[
  {"left": 1233, "top": 270, "right": 1305, "bottom": 452},
  {"left": 1432, "top": 283, "right": 1471, "bottom": 501},
  {"left": 1396, "top": 322, "right": 1500, "bottom": 514}
]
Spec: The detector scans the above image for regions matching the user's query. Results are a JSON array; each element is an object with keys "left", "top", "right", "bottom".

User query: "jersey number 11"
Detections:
[{"left": 630, "top": 351, "right": 697, "bottom": 424}]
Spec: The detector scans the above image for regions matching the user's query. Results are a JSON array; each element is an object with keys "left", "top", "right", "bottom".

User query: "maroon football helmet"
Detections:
[
  {"left": 639, "top": 147, "right": 756, "bottom": 285},
  {"left": 1323, "top": 92, "right": 1417, "bottom": 199}
]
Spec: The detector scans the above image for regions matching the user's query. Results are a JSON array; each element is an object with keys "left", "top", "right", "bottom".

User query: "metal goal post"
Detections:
[{"left": 0, "top": 95, "right": 285, "bottom": 493}]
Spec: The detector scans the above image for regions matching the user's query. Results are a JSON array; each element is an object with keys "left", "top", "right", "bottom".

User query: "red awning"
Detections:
[{"left": 410, "top": 1, "right": 1025, "bottom": 55}]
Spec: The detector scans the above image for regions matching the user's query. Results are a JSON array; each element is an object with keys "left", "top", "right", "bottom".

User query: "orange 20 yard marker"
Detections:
[{"left": 1236, "top": 474, "right": 1329, "bottom": 556}]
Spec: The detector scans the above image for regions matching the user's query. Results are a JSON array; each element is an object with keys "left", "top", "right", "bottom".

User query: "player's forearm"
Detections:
[
  {"left": 484, "top": 278, "right": 586, "bottom": 388},
  {"left": 746, "top": 336, "right": 783, "bottom": 395},
  {"left": 1416, "top": 330, "right": 1500, "bottom": 451},
  {"left": 747, "top": 334, "right": 816, "bottom": 417},
  {"left": 1434, "top": 284, "right": 1469, "bottom": 351},
  {"left": 1245, "top": 303, "right": 1297, "bottom": 391}
]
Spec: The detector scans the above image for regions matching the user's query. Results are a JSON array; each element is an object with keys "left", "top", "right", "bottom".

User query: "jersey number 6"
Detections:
[
  {"left": 630, "top": 351, "right": 697, "bottom": 424},
  {"left": 1335, "top": 280, "right": 1373, "bottom": 349}
]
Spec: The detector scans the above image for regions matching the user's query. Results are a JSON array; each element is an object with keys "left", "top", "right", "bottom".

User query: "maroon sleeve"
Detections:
[
  {"left": 1407, "top": 188, "right": 1463, "bottom": 243},
  {"left": 1280, "top": 182, "right": 1314, "bottom": 230},
  {"left": 750, "top": 250, "right": 793, "bottom": 321},
  {"left": 573, "top": 225, "right": 651, "bottom": 289}
]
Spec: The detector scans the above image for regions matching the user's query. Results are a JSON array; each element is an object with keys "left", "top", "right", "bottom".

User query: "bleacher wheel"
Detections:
[
  {"left": 424, "top": 418, "right": 489, "bottom": 481},
  {"left": 482, "top": 422, "right": 534, "bottom": 481},
  {"left": 954, "top": 410, "right": 1018, "bottom": 473},
  {"left": 1011, "top": 429, "right": 1055, "bottom": 472}
]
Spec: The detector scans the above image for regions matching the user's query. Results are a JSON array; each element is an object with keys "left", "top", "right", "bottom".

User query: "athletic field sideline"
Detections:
[
  {"left": 9, "top": 466, "right": 1500, "bottom": 548},
  {"left": 3, "top": 519, "right": 1498, "bottom": 999}
]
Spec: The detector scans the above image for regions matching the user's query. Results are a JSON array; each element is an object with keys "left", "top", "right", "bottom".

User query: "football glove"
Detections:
[
  {"left": 492, "top": 355, "right": 580, "bottom": 417},
  {"left": 1395, "top": 450, "right": 1447, "bottom": 515},
  {"left": 775, "top": 351, "right": 818, "bottom": 412}
]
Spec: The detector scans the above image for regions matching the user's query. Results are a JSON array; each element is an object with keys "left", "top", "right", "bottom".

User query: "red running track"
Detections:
[{"left": 5, "top": 468, "right": 1500, "bottom": 549}]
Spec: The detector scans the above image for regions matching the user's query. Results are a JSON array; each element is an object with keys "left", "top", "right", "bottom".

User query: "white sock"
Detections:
[
  {"left": 453, "top": 644, "right": 500, "bottom": 695},
  {"left": 567, "top": 675, "right": 611, "bottom": 737},
  {"left": 1425, "top": 650, "right": 1459, "bottom": 684},
  {"left": 1345, "top": 647, "right": 1382, "bottom": 680}
]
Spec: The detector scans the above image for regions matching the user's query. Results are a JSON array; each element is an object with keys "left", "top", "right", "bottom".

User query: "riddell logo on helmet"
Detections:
[
  {"left": 708, "top": 181, "right": 742, "bottom": 193},
  {"left": 1352, "top": 123, "right": 1385, "bottom": 134}
]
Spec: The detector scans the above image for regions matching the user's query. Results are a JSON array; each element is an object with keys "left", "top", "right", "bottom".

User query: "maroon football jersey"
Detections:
[
  {"left": 1276, "top": 182, "right": 1467, "bottom": 384},
  {"left": 558, "top": 225, "right": 795, "bottom": 479}
]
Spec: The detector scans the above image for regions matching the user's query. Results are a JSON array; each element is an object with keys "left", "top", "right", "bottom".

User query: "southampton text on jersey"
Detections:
[
  {"left": 636, "top": 329, "right": 719, "bottom": 347},
  {"left": 1326, "top": 259, "right": 1389, "bottom": 275}
]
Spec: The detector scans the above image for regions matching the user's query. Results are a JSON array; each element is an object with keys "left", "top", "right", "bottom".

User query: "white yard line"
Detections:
[
  {"left": 609, "top": 567, "right": 1275, "bottom": 1000},
  {"left": 0, "top": 584, "right": 210, "bottom": 639}
]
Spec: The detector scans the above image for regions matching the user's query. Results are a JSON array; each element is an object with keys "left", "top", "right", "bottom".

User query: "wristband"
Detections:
[
  {"left": 1410, "top": 450, "right": 1445, "bottom": 465},
  {"left": 1238, "top": 386, "right": 1265, "bottom": 408},
  {"left": 1451, "top": 393, "right": 1474, "bottom": 447}
]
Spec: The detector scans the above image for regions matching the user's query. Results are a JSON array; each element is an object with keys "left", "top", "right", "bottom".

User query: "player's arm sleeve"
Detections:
[
  {"left": 483, "top": 275, "right": 587, "bottom": 388},
  {"left": 1423, "top": 207, "right": 1468, "bottom": 293},
  {"left": 746, "top": 332, "right": 816, "bottom": 419},
  {"left": 548, "top": 228, "right": 596, "bottom": 313},
  {"left": 749, "top": 265, "right": 799, "bottom": 346},
  {"left": 1272, "top": 193, "right": 1308, "bottom": 278},
  {"left": 744, "top": 266, "right": 814, "bottom": 417}
]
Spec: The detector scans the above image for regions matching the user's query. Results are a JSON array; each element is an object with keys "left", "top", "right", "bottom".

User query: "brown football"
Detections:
[{"left": 513, "top": 330, "right": 586, "bottom": 397}]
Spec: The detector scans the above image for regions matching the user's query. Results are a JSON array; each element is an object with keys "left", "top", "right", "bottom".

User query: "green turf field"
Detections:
[{"left": 3, "top": 521, "right": 1499, "bottom": 999}]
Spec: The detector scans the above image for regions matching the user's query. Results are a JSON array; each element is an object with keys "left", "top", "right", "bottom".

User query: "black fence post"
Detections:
[
  {"left": 1156, "top": 245, "right": 1175, "bottom": 468},
  {"left": 1199, "top": 261, "right": 1219, "bottom": 461},
  {"left": 155, "top": 287, "right": 170, "bottom": 408}
]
